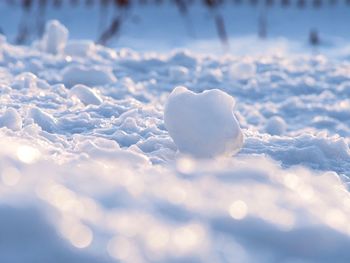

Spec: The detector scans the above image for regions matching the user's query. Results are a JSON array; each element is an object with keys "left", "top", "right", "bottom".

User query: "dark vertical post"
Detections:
[
  {"left": 258, "top": 2, "right": 267, "bottom": 39},
  {"left": 15, "top": 0, "right": 33, "bottom": 44},
  {"left": 37, "top": 0, "right": 47, "bottom": 37},
  {"left": 204, "top": 0, "right": 230, "bottom": 51},
  {"left": 98, "top": 0, "right": 130, "bottom": 45}
]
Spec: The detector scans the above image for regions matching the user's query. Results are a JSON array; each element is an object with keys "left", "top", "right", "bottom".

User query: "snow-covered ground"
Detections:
[{"left": 2, "top": 2, "right": 350, "bottom": 263}]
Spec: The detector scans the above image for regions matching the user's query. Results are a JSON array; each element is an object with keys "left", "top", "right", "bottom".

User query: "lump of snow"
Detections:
[
  {"left": 169, "top": 50, "right": 197, "bottom": 68},
  {"left": 230, "top": 61, "right": 256, "bottom": 80},
  {"left": 28, "top": 107, "right": 57, "bottom": 133},
  {"left": 265, "top": 116, "right": 287, "bottom": 136},
  {"left": 64, "top": 40, "right": 95, "bottom": 57},
  {"left": 41, "top": 20, "right": 68, "bottom": 55},
  {"left": 12, "top": 72, "right": 38, "bottom": 90},
  {"left": 0, "top": 108, "right": 22, "bottom": 131},
  {"left": 70, "top": 84, "right": 102, "bottom": 106},
  {"left": 164, "top": 86, "right": 244, "bottom": 158},
  {"left": 62, "top": 65, "right": 117, "bottom": 88}
]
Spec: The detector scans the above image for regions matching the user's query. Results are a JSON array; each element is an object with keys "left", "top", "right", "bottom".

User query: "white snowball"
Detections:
[
  {"left": 265, "top": 116, "right": 287, "bottom": 136},
  {"left": 70, "top": 84, "right": 102, "bottom": 106},
  {"left": 164, "top": 86, "right": 244, "bottom": 158},
  {"left": 0, "top": 108, "right": 22, "bottom": 131},
  {"left": 62, "top": 65, "right": 116, "bottom": 88}
]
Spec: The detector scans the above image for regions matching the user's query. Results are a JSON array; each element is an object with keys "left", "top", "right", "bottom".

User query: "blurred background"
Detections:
[{"left": 1, "top": 0, "right": 350, "bottom": 54}]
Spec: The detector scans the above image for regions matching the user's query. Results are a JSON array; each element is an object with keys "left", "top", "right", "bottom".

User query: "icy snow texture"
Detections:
[
  {"left": 41, "top": 20, "right": 68, "bottom": 55},
  {"left": 164, "top": 86, "right": 244, "bottom": 158},
  {"left": 1, "top": 25, "right": 350, "bottom": 262}
]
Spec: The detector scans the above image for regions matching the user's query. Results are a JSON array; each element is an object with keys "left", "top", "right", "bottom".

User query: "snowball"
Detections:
[
  {"left": 70, "top": 84, "right": 102, "bottom": 106},
  {"left": 62, "top": 65, "right": 117, "bottom": 88},
  {"left": 164, "top": 86, "right": 244, "bottom": 158},
  {"left": 0, "top": 108, "right": 22, "bottom": 131},
  {"left": 41, "top": 20, "right": 68, "bottom": 54},
  {"left": 230, "top": 61, "right": 256, "bottom": 80},
  {"left": 64, "top": 40, "right": 95, "bottom": 57},
  {"left": 265, "top": 116, "right": 287, "bottom": 136}
]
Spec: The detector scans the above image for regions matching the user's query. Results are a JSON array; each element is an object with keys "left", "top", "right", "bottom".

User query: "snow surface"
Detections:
[
  {"left": 164, "top": 86, "right": 243, "bottom": 158},
  {"left": 1, "top": 17, "right": 350, "bottom": 263}
]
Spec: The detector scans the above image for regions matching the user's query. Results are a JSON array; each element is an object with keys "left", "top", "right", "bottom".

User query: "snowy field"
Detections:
[{"left": 2, "top": 1, "right": 350, "bottom": 263}]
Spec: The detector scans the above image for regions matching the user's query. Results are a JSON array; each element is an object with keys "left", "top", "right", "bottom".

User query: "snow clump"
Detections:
[
  {"left": 0, "top": 108, "right": 22, "bottom": 131},
  {"left": 40, "top": 20, "right": 68, "bottom": 55},
  {"left": 64, "top": 40, "right": 96, "bottom": 57},
  {"left": 70, "top": 84, "right": 102, "bottom": 106},
  {"left": 265, "top": 116, "right": 287, "bottom": 136},
  {"left": 230, "top": 60, "right": 257, "bottom": 80},
  {"left": 27, "top": 107, "right": 57, "bottom": 133},
  {"left": 164, "top": 86, "right": 244, "bottom": 158},
  {"left": 61, "top": 64, "right": 117, "bottom": 88}
]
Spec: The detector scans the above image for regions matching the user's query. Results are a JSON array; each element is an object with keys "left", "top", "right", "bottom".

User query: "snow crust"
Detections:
[
  {"left": 1, "top": 20, "right": 350, "bottom": 263},
  {"left": 164, "top": 86, "right": 243, "bottom": 158}
]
